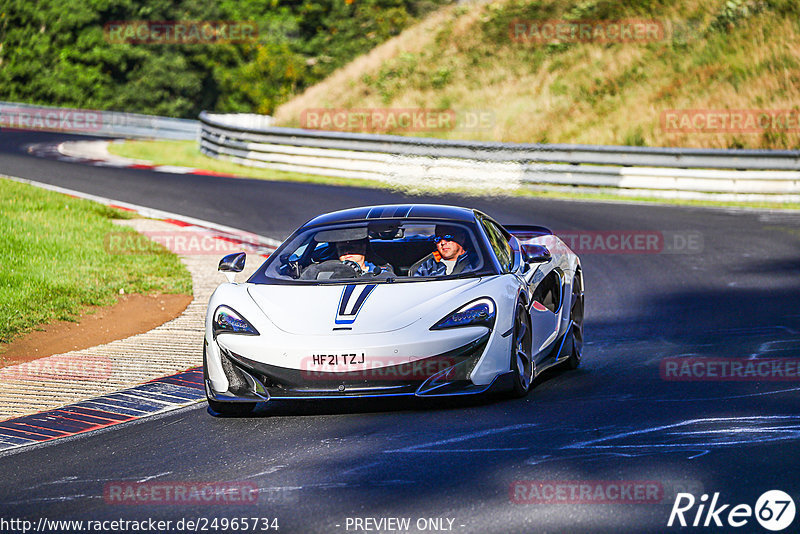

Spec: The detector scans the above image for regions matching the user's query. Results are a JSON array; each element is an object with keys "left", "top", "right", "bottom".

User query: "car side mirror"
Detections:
[
  {"left": 523, "top": 245, "right": 551, "bottom": 264},
  {"left": 219, "top": 252, "right": 246, "bottom": 282}
]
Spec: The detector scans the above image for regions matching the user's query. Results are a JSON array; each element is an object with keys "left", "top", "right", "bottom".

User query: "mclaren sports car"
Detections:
[{"left": 204, "top": 204, "right": 583, "bottom": 415}]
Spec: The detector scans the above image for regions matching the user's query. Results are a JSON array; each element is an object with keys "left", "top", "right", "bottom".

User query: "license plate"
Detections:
[{"left": 310, "top": 353, "right": 366, "bottom": 366}]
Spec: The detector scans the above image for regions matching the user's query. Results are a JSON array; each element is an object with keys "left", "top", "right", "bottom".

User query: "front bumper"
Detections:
[{"left": 204, "top": 332, "right": 513, "bottom": 402}]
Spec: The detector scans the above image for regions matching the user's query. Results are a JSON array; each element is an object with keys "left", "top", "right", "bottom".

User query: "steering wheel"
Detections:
[
  {"left": 300, "top": 260, "right": 361, "bottom": 280},
  {"left": 341, "top": 260, "right": 364, "bottom": 274}
]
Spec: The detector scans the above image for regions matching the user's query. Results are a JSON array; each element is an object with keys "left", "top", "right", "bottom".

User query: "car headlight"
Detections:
[
  {"left": 431, "top": 298, "right": 496, "bottom": 330},
  {"left": 213, "top": 306, "right": 259, "bottom": 337}
]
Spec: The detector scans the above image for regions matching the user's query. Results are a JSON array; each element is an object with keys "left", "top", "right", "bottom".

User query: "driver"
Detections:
[{"left": 336, "top": 238, "right": 394, "bottom": 277}]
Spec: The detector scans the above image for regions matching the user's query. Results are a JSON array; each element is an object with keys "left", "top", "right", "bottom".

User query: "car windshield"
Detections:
[{"left": 248, "top": 219, "right": 494, "bottom": 284}]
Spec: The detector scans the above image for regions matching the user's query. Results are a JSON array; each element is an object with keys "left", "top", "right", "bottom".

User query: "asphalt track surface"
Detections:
[{"left": 1, "top": 131, "right": 800, "bottom": 533}]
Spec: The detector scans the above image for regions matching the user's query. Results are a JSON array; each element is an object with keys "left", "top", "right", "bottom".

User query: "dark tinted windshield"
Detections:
[{"left": 248, "top": 219, "right": 495, "bottom": 284}]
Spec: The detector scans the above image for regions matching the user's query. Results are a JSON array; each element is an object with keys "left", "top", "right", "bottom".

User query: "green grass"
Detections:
[
  {"left": 0, "top": 178, "right": 192, "bottom": 345},
  {"left": 512, "top": 186, "right": 800, "bottom": 210},
  {"left": 109, "top": 139, "right": 800, "bottom": 210},
  {"left": 272, "top": 0, "right": 800, "bottom": 150}
]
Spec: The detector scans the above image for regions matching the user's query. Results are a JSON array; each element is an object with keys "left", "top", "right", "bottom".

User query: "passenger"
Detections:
[{"left": 411, "top": 226, "right": 472, "bottom": 276}]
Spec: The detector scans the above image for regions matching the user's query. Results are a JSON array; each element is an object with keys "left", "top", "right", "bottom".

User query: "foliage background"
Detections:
[{"left": 0, "top": 0, "right": 450, "bottom": 117}]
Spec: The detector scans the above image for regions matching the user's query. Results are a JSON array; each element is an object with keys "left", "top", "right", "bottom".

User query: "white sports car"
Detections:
[{"left": 204, "top": 204, "right": 583, "bottom": 415}]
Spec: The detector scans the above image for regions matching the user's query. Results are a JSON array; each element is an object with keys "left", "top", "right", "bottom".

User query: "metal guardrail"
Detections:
[
  {"left": 199, "top": 112, "right": 800, "bottom": 201},
  {"left": 3, "top": 101, "right": 796, "bottom": 201},
  {"left": 200, "top": 112, "right": 800, "bottom": 170},
  {"left": 0, "top": 101, "right": 198, "bottom": 140}
]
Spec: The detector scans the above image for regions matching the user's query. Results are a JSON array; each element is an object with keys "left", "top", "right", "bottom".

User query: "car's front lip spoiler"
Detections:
[{"left": 204, "top": 379, "right": 269, "bottom": 403}]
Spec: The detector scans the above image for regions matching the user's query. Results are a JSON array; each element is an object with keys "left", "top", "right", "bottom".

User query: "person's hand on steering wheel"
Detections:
[{"left": 341, "top": 259, "right": 363, "bottom": 275}]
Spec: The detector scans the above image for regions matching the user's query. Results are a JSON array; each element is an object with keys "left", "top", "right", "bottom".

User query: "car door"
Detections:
[
  {"left": 504, "top": 229, "right": 562, "bottom": 363},
  {"left": 480, "top": 217, "right": 557, "bottom": 361}
]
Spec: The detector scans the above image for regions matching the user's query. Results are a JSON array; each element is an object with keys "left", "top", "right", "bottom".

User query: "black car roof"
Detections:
[{"left": 302, "top": 204, "right": 478, "bottom": 228}]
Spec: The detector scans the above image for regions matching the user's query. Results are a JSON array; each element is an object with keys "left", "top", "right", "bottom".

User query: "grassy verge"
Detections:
[
  {"left": 109, "top": 139, "right": 800, "bottom": 210},
  {"left": 0, "top": 178, "right": 192, "bottom": 346},
  {"left": 273, "top": 0, "right": 800, "bottom": 150}
]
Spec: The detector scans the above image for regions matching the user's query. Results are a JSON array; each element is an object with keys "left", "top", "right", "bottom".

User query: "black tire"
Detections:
[
  {"left": 509, "top": 304, "right": 534, "bottom": 398},
  {"left": 207, "top": 398, "right": 256, "bottom": 417},
  {"left": 566, "top": 271, "right": 584, "bottom": 370}
]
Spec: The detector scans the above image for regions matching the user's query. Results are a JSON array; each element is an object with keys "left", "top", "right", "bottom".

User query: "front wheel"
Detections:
[
  {"left": 509, "top": 304, "right": 534, "bottom": 398},
  {"left": 565, "top": 271, "right": 584, "bottom": 370}
]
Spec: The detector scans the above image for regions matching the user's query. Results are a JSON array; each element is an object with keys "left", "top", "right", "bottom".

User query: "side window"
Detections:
[{"left": 482, "top": 219, "right": 513, "bottom": 272}]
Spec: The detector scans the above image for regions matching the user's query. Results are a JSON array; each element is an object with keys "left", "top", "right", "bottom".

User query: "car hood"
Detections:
[{"left": 246, "top": 278, "right": 484, "bottom": 335}]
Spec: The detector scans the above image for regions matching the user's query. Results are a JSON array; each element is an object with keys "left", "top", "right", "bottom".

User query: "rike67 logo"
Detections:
[{"left": 668, "top": 490, "right": 796, "bottom": 531}]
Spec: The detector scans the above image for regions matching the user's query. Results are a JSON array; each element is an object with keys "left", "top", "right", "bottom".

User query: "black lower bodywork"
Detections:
[{"left": 204, "top": 332, "right": 517, "bottom": 402}]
